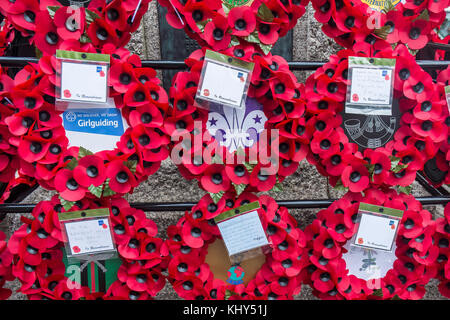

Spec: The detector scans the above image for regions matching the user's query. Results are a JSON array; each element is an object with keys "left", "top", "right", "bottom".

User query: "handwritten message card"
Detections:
[
  {"left": 348, "top": 68, "right": 393, "bottom": 115},
  {"left": 60, "top": 61, "right": 108, "bottom": 104},
  {"left": 198, "top": 61, "right": 249, "bottom": 109},
  {"left": 217, "top": 210, "right": 269, "bottom": 257},
  {"left": 345, "top": 56, "right": 396, "bottom": 116},
  {"left": 64, "top": 218, "right": 115, "bottom": 256},
  {"left": 352, "top": 203, "right": 403, "bottom": 252}
]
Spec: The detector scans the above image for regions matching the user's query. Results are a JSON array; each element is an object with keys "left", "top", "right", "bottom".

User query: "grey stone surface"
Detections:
[{"left": 2, "top": 3, "right": 447, "bottom": 301}]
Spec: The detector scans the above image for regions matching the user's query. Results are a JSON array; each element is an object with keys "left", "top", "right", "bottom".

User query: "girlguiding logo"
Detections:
[{"left": 226, "top": 265, "right": 245, "bottom": 285}]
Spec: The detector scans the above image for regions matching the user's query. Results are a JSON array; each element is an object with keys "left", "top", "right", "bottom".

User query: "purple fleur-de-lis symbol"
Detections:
[{"left": 206, "top": 98, "right": 267, "bottom": 153}]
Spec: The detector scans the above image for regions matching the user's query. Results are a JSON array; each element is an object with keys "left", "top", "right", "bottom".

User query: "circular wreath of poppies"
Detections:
[
  {"left": 165, "top": 44, "right": 310, "bottom": 194},
  {"left": 8, "top": 195, "right": 168, "bottom": 300},
  {"left": 165, "top": 192, "right": 307, "bottom": 300},
  {"left": 0, "top": 65, "right": 20, "bottom": 185},
  {"left": 3, "top": 46, "right": 169, "bottom": 202},
  {"left": 304, "top": 44, "right": 447, "bottom": 192},
  {"left": 433, "top": 202, "right": 450, "bottom": 298},
  {"left": 158, "top": 0, "right": 308, "bottom": 53},
  {"left": 0, "top": 0, "right": 153, "bottom": 55},
  {"left": 310, "top": 0, "right": 448, "bottom": 51},
  {"left": 431, "top": 68, "right": 450, "bottom": 187},
  {"left": 303, "top": 187, "right": 438, "bottom": 300},
  {"left": 0, "top": 231, "right": 15, "bottom": 300}
]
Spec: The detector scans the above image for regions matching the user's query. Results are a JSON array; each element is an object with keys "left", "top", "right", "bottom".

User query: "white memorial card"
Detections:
[
  {"left": 217, "top": 210, "right": 269, "bottom": 257},
  {"left": 345, "top": 56, "right": 396, "bottom": 116},
  {"left": 352, "top": 203, "right": 403, "bottom": 252},
  {"left": 195, "top": 50, "right": 254, "bottom": 110},
  {"left": 64, "top": 217, "right": 115, "bottom": 256},
  {"left": 60, "top": 61, "right": 108, "bottom": 104},
  {"left": 198, "top": 61, "right": 249, "bottom": 109}
]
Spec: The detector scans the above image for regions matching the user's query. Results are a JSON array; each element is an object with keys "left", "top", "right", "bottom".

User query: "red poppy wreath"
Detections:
[
  {"left": 3, "top": 45, "right": 169, "bottom": 205},
  {"left": 304, "top": 44, "right": 447, "bottom": 192},
  {"left": 310, "top": 0, "right": 448, "bottom": 51},
  {"left": 431, "top": 68, "right": 450, "bottom": 187},
  {"left": 165, "top": 45, "right": 310, "bottom": 199},
  {"left": 433, "top": 202, "right": 450, "bottom": 298},
  {"left": 0, "top": 231, "right": 15, "bottom": 300},
  {"left": 158, "top": 0, "right": 308, "bottom": 54},
  {"left": 8, "top": 195, "right": 168, "bottom": 300},
  {"left": 303, "top": 187, "right": 438, "bottom": 300},
  {"left": 0, "top": 65, "right": 21, "bottom": 185},
  {"left": 0, "top": 0, "right": 153, "bottom": 55},
  {"left": 165, "top": 192, "right": 307, "bottom": 300}
]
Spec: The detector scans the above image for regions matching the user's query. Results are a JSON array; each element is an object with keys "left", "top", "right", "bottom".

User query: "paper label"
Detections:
[
  {"left": 352, "top": 203, "right": 403, "bottom": 252},
  {"left": 65, "top": 218, "right": 115, "bottom": 256},
  {"left": 63, "top": 107, "right": 124, "bottom": 136},
  {"left": 61, "top": 98, "right": 127, "bottom": 153},
  {"left": 198, "top": 60, "right": 249, "bottom": 109},
  {"left": 216, "top": 210, "right": 269, "bottom": 257},
  {"left": 347, "top": 67, "right": 393, "bottom": 115},
  {"left": 60, "top": 61, "right": 108, "bottom": 104},
  {"left": 196, "top": 50, "right": 254, "bottom": 110}
]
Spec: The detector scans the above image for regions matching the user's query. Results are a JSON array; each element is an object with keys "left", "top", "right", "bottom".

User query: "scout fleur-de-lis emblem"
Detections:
[{"left": 207, "top": 98, "right": 267, "bottom": 153}]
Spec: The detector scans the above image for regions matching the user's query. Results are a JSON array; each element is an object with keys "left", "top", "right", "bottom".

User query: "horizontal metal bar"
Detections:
[
  {"left": 0, "top": 57, "right": 448, "bottom": 70},
  {"left": 0, "top": 196, "right": 448, "bottom": 213},
  {"left": 416, "top": 172, "right": 449, "bottom": 197},
  {"left": 426, "top": 42, "right": 450, "bottom": 52}
]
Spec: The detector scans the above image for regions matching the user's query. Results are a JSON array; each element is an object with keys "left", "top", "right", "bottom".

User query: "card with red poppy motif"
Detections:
[
  {"left": 351, "top": 203, "right": 403, "bottom": 252},
  {"left": 346, "top": 57, "right": 396, "bottom": 116},
  {"left": 195, "top": 50, "right": 254, "bottom": 110},
  {"left": 58, "top": 208, "right": 117, "bottom": 260},
  {"left": 445, "top": 86, "right": 450, "bottom": 112},
  {"left": 214, "top": 201, "right": 270, "bottom": 264},
  {"left": 56, "top": 50, "right": 110, "bottom": 108}
]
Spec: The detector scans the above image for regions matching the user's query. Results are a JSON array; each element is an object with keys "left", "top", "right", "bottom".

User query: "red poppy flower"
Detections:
[
  {"left": 341, "top": 163, "right": 369, "bottom": 193},
  {"left": 87, "top": 17, "right": 119, "bottom": 47},
  {"left": 228, "top": 6, "right": 256, "bottom": 37},
  {"left": 398, "top": 19, "right": 431, "bottom": 50},
  {"left": 53, "top": 6, "right": 86, "bottom": 41},
  {"left": 72, "top": 155, "right": 107, "bottom": 188},
  {"left": 204, "top": 15, "right": 231, "bottom": 51},
  {"left": 105, "top": 160, "right": 138, "bottom": 194}
]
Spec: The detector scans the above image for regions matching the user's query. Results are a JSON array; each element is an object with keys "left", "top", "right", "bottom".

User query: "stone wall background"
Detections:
[{"left": 1, "top": 3, "right": 447, "bottom": 300}]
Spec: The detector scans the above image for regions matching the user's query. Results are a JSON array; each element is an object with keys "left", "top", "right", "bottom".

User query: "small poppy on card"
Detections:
[
  {"left": 385, "top": 75, "right": 390, "bottom": 81},
  {"left": 358, "top": 238, "right": 363, "bottom": 244},
  {"left": 102, "top": 224, "right": 108, "bottom": 229},
  {"left": 72, "top": 246, "right": 80, "bottom": 253},
  {"left": 99, "top": 71, "right": 105, "bottom": 77},
  {"left": 203, "top": 89, "right": 210, "bottom": 97},
  {"left": 352, "top": 94, "right": 359, "bottom": 102},
  {"left": 391, "top": 224, "right": 395, "bottom": 230},
  {"left": 63, "top": 90, "right": 71, "bottom": 98}
]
